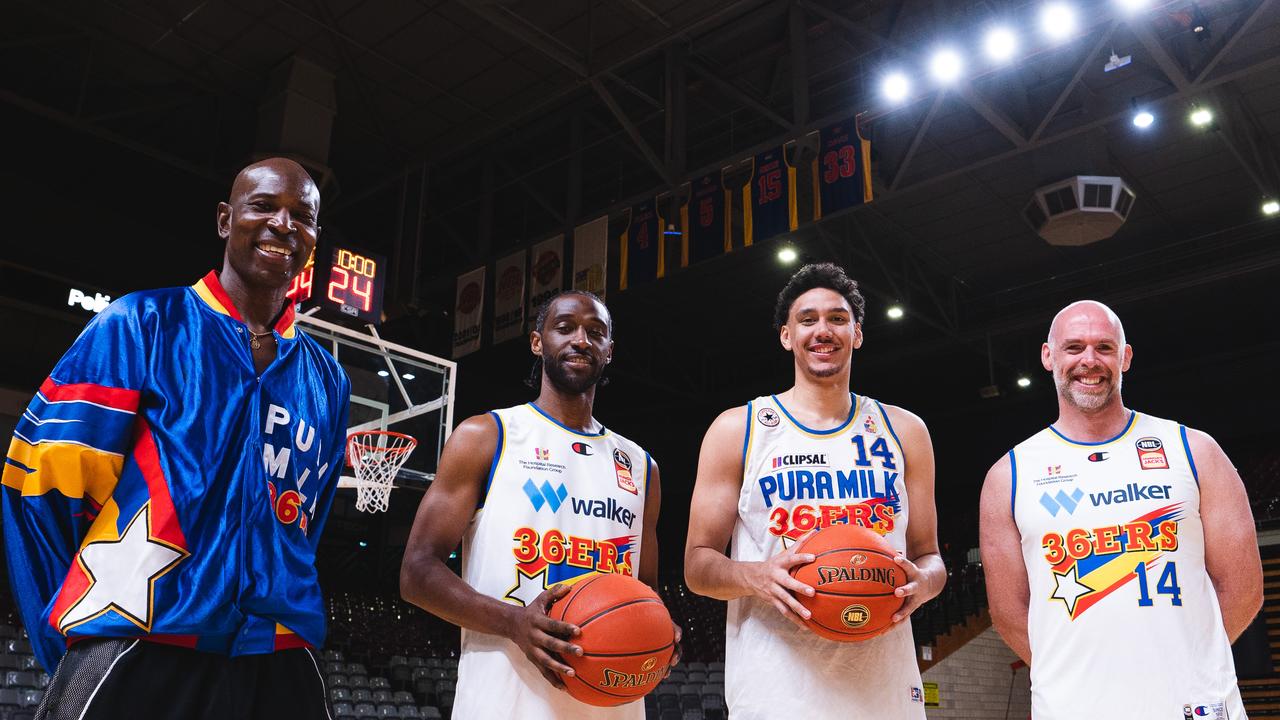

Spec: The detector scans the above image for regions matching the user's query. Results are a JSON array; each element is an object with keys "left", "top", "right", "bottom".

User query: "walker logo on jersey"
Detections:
[
  {"left": 1039, "top": 488, "right": 1084, "bottom": 516},
  {"left": 1088, "top": 483, "right": 1172, "bottom": 506},
  {"left": 1040, "top": 503, "right": 1183, "bottom": 619},
  {"left": 522, "top": 479, "right": 568, "bottom": 512},
  {"left": 757, "top": 407, "right": 780, "bottom": 427},
  {"left": 534, "top": 447, "right": 550, "bottom": 461},
  {"left": 771, "top": 453, "right": 828, "bottom": 469},
  {"left": 863, "top": 415, "right": 878, "bottom": 434},
  {"left": 613, "top": 449, "right": 638, "bottom": 495},
  {"left": 571, "top": 442, "right": 593, "bottom": 456},
  {"left": 569, "top": 497, "right": 637, "bottom": 529},
  {"left": 1136, "top": 436, "right": 1169, "bottom": 470},
  {"left": 1088, "top": 452, "right": 1110, "bottom": 462}
]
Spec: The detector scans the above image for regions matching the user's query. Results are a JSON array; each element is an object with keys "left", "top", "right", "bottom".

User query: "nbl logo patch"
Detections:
[
  {"left": 1135, "top": 436, "right": 1169, "bottom": 470},
  {"left": 613, "top": 449, "right": 638, "bottom": 495}
]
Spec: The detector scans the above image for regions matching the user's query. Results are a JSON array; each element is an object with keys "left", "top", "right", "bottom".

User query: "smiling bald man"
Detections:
[
  {"left": 979, "top": 300, "right": 1261, "bottom": 720},
  {"left": 3, "top": 158, "right": 350, "bottom": 719}
]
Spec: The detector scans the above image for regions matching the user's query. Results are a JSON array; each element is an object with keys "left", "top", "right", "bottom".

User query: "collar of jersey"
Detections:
[
  {"left": 192, "top": 270, "right": 298, "bottom": 339},
  {"left": 771, "top": 393, "right": 859, "bottom": 437},
  {"left": 1047, "top": 410, "right": 1137, "bottom": 446},
  {"left": 524, "top": 402, "right": 609, "bottom": 438}
]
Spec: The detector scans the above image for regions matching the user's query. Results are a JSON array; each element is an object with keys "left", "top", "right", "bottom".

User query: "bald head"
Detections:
[
  {"left": 1042, "top": 300, "right": 1132, "bottom": 413},
  {"left": 1048, "top": 300, "right": 1125, "bottom": 348},
  {"left": 229, "top": 158, "right": 320, "bottom": 210}
]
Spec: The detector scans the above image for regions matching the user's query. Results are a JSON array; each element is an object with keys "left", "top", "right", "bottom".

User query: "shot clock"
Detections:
[{"left": 286, "top": 240, "right": 386, "bottom": 324}]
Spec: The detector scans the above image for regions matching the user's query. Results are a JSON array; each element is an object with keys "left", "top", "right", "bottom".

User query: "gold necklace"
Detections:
[{"left": 248, "top": 329, "right": 274, "bottom": 350}]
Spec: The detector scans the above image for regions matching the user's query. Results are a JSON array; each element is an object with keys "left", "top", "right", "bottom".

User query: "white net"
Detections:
[{"left": 347, "top": 431, "right": 417, "bottom": 513}]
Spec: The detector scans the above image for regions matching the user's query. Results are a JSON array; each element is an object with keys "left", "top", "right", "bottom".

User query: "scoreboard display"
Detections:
[{"left": 286, "top": 241, "right": 386, "bottom": 324}]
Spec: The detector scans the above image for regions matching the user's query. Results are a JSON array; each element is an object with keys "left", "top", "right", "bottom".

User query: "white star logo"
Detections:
[
  {"left": 504, "top": 567, "right": 550, "bottom": 608},
  {"left": 58, "top": 505, "right": 187, "bottom": 632},
  {"left": 1049, "top": 565, "right": 1093, "bottom": 617}
]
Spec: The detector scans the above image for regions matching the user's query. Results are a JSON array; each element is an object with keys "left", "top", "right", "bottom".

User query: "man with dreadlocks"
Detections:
[{"left": 400, "top": 290, "right": 676, "bottom": 719}]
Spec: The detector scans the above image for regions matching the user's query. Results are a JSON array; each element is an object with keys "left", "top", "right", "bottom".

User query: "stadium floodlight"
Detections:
[
  {"left": 984, "top": 27, "right": 1019, "bottom": 62},
  {"left": 1017, "top": 376, "right": 1032, "bottom": 388},
  {"left": 929, "top": 48, "right": 964, "bottom": 84},
  {"left": 402, "top": 373, "right": 416, "bottom": 380},
  {"left": 377, "top": 370, "right": 390, "bottom": 378},
  {"left": 882, "top": 72, "right": 911, "bottom": 103},
  {"left": 1132, "top": 109, "right": 1154, "bottom": 128},
  {"left": 1264, "top": 200, "right": 1280, "bottom": 216},
  {"left": 1116, "top": 0, "right": 1150, "bottom": 12},
  {"left": 886, "top": 305, "right": 905, "bottom": 320},
  {"left": 1189, "top": 107, "right": 1213, "bottom": 127},
  {"left": 777, "top": 247, "right": 798, "bottom": 264},
  {"left": 1041, "top": 3, "right": 1077, "bottom": 40}
]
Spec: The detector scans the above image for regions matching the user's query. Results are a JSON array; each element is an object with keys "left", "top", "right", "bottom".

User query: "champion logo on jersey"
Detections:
[
  {"left": 757, "top": 407, "right": 780, "bottom": 427},
  {"left": 1183, "top": 702, "right": 1227, "bottom": 719},
  {"left": 1088, "top": 452, "right": 1109, "bottom": 462},
  {"left": 571, "top": 442, "right": 593, "bottom": 456}
]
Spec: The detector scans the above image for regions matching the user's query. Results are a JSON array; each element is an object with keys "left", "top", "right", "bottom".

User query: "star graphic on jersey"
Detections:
[
  {"left": 59, "top": 505, "right": 186, "bottom": 631},
  {"left": 504, "top": 567, "right": 550, "bottom": 608},
  {"left": 1049, "top": 565, "right": 1093, "bottom": 617}
]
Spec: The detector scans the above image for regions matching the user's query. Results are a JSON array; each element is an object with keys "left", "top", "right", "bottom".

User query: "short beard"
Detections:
[
  {"left": 1054, "top": 369, "right": 1122, "bottom": 412},
  {"left": 542, "top": 353, "right": 604, "bottom": 394}
]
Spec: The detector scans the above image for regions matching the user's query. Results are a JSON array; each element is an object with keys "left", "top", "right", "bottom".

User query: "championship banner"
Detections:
[
  {"left": 572, "top": 215, "right": 608, "bottom": 299},
  {"left": 492, "top": 251, "right": 526, "bottom": 344},
  {"left": 452, "top": 266, "right": 485, "bottom": 358},
  {"left": 816, "top": 116, "right": 873, "bottom": 219},
  {"left": 527, "top": 234, "right": 564, "bottom": 324}
]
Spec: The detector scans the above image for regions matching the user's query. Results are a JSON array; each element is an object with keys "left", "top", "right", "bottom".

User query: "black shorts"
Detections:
[{"left": 35, "top": 639, "right": 331, "bottom": 720}]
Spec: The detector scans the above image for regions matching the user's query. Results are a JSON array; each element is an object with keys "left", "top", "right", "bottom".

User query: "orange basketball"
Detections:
[
  {"left": 548, "top": 573, "right": 675, "bottom": 707},
  {"left": 789, "top": 522, "right": 905, "bottom": 642}
]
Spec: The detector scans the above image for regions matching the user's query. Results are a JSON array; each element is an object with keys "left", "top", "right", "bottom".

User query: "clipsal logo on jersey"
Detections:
[
  {"left": 1136, "top": 436, "right": 1169, "bottom": 470},
  {"left": 772, "top": 453, "right": 827, "bottom": 468},
  {"left": 1040, "top": 503, "right": 1182, "bottom": 619}
]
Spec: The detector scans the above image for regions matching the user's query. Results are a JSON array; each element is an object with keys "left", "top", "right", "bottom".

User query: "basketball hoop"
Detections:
[{"left": 346, "top": 430, "right": 417, "bottom": 513}]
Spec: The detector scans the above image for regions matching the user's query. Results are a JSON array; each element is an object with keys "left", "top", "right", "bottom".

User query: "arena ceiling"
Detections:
[{"left": 4, "top": 0, "right": 1280, "bottom": 578}]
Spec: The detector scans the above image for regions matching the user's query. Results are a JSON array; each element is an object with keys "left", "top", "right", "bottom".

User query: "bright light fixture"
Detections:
[
  {"left": 1041, "top": 3, "right": 1077, "bottom": 40},
  {"left": 1017, "top": 376, "right": 1032, "bottom": 388},
  {"left": 882, "top": 72, "right": 911, "bottom": 103},
  {"left": 778, "top": 247, "right": 798, "bottom": 263},
  {"left": 377, "top": 370, "right": 390, "bottom": 378},
  {"left": 1189, "top": 107, "right": 1213, "bottom": 126},
  {"left": 886, "top": 306, "right": 905, "bottom": 320},
  {"left": 1117, "top": 0, "right": 1150, "bottom": 12},
  {"left": 984, "top": 27, "right": 1018, "bottom": 62},
  {"left": 1263, "top": 200, "right": 1280, "bottom": 215},
  {"left": 1132, "top": 110, "right": 1155, "bottom": 128},
  {"left": 402, "top": 373, "right": 416, "bottom": 380},
  {"left": 929, "top": 48, "right": 964, "bottom": 84}
]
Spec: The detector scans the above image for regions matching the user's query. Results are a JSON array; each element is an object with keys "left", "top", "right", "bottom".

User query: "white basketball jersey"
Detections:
[
  {"left": 725, "top": 394, "right": 926, "bottom": 719},
  {"left": 453, "top": 403, "right": 650, "bottom": 720},
  {"left": 1012, "top": 411, "right": 1244, "bottom": 720}
]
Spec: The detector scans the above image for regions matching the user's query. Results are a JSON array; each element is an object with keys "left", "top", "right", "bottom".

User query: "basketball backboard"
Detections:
[{"left": 296, "top": 312, "right": 455, "bottom": 505}]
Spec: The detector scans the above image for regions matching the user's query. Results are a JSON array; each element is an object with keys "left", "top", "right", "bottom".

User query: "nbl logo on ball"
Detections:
[{"left": 840, "top": 604, "right": 871, "bottom": 628}]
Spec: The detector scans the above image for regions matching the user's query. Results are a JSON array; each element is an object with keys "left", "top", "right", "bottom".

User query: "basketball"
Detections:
[
  {"left": 548, "top": 573, "right": 676, "bottom": 707},
  {"left": 789, "top": 522, "right": 905, "bottom": 642}
]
